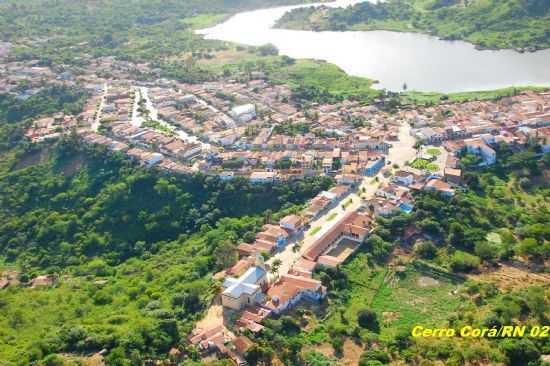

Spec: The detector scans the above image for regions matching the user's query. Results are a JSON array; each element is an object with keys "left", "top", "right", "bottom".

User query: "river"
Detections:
[{"left": 198, "top": 0, "right": 550, "bottom": 93}]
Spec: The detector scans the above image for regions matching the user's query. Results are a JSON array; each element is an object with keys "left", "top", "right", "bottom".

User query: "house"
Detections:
[
  {"left": 238, "top": 243, "right": 260, "bottom": 258},
  {"left": 424, "top": 178, "right": 455, "bottom": 197},
  {"left": 364, "top": 157, "right": 385, "bottom": 176},
  {"left": 265, "top": 274, "right": 326, "bottom": 314},
  {"left": 328, "top": 185, "right": 350, "bottom": 200},
  {"left": 365, "top": 197, "right": 398, "bottom": 217},
  {"left": 30, "top": 275, "right": 55, "bottom": 288},
  {"left": 222, "top": 254, "right": 268, "bottom": 310},
  {"left": 218, "top": 171, "right": 235, "bottom": 181},
  {"left": 464, "top": 138, "right": 496, "bottom": 166},
  {"left": 231, "top": 336, "right": 254, "bottom": 366},
  {"left": 227, "top": 256, "right": 255, "bottom": 277},
  {"left": 393, "top": 170, "right": 414, "bottom": 186},
  {"left": 230, "top": 104, "right": 256, "bottom": 124},
  {"left": 280, "top": 215, "right": 303, "bottom": 233},
  {"left": 249, "top": 171, "right": 277, "bottom": 184},
  {"left": 335, "top": 173, "right": 362, "bottom": 186},
  {"left": 233, "top": 336, "right": 254, "bottom": 357},
  {"left": 535, "top": 126, "right": 550, "bottom": 153},
  {"left": 304, "top": 195, "right": 332, "bottom": 220},
  {"left": 289, "top": 258, "right": 317, "bottom": 278},
  {"left": 256, "top": 224, "right": 289, "bottom": 248},
  {"left": 444, "top": 168, "right": 462, "bottom": 185},
  {"left": 376, "top": 183, "right": 410, "bottom": 201},
  {"left": 303, "top": 210, "right": 373, "bottom": 261}
]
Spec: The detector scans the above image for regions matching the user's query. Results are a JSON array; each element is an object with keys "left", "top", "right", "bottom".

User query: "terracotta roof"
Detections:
[
  {"left": 266, "top": 274, "right": 323, "bottom": 310},
  {"left": 233, "top": 336, "right": 254, "bottom": 355},
  {"left": 304, "top": 210, "right": 372, "bottom": 261},
  {"left": 317, "top": 255, "right": 343, "bottom": 267}
]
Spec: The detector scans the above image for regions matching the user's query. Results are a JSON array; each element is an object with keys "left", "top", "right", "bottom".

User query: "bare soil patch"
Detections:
[
  {"left": 468, "top": 263, "right": 550, "bottom": 291},
  {"left": 417, "top": 276, "right": 439, "bottom": 288}
]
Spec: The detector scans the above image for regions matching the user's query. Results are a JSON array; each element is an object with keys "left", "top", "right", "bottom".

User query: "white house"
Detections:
[
  {"left": 230, "top": 104, "right": 256, "bottom": 124},
  {"left": 222, "top": 254, "right": 267, "bottom": 310}
]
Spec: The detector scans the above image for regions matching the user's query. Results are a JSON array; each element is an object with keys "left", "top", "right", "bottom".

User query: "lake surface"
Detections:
[{"left": 198, "top": 0, "right": 550, "bottom": 93}]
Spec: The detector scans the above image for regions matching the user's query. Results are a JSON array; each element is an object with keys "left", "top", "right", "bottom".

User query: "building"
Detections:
[
  {"left": 249, "top": 171, "right": 277, "bottom": 184},
  {"left": 256, "top": 224, "right": 289, "bottom": 249},
  {"left": 222, "top": 254, "right": 268, "bottom": 310},
  {"left": 303, "top": 210, "right": 373, "bottom": 262},
  {"left": 265, "top": 274, "right": 326, "bottom": 314},
  {"left": 444, "top": 168, "right": 462, "bottom": 185},
  {"left": 364, "top": 157, "right": 385, "bottom": 176},
  {"left": 464, "top": 138, "right": 496, "bottom": 166},
  {"left": 393, "top": 170, "right": 415, "bottom": 186},
  {"left": 230, "top": 104, "right": 256, "bottom": 124},
  {"left": 424, "top": 178, "right": 455, "bottom": 197},
  {"left": 280, "top": 214, "right": 303, "bottom": 233}
]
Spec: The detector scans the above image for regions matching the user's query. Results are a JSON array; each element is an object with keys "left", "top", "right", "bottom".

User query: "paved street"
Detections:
[
  {"left": 266, "top": 120, "right": 417, "bottom": 281},
  {"left": 91, "top": 83, "right": 108, "bottom": 132}
]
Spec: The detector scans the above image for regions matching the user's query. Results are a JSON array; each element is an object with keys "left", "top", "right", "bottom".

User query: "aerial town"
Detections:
[{"left": 3, "top": 51, "right": 550, "bottom": 365}]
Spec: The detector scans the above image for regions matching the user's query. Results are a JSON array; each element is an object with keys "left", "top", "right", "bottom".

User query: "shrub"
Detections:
[
  {"left": 449, "top": 251, "right": 480, "bottom": 273},
  {"left": 357, "top": 309, "right": 380, "bottom": 332}
]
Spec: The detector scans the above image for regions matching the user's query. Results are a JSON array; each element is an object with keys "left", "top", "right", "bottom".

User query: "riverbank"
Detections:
[{"left": 275, "top": 0, "right": 550, "bottom": 52}]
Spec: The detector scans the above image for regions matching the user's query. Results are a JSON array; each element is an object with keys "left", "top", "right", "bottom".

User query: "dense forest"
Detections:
[
  {"left": 276, "top": 0, "right": 550, "bottom": 50},
  {"left": 0, "top": 141, "right": 333, "bottom": 272},
  {"left": 0, "top": 0, "right": 317, "bottom": 70},
  {"left": 0, "top": 140, "right": 333, "bottom": 365}
]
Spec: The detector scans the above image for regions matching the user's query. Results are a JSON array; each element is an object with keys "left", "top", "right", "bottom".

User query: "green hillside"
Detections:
[{"left": 276, "top": 0, "right": 550, "bottom": 50}]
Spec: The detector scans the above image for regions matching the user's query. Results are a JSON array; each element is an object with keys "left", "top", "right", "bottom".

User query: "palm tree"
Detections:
[{"left": 270, "top": 259, "right": 282, "bottom": 278}]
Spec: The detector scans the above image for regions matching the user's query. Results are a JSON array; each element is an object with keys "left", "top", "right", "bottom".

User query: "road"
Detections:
[
  {"left": 266, "top": 120, "right": 417, "bottom": 281},
  {"left": 266, "top": 191, "right": 365, "bottom": 281},
  {"left": 91, "top": 83, "right": 109, "bottom": 132},
  {"left": 387, "top": 122, "right": 417, "bottom": 168}
]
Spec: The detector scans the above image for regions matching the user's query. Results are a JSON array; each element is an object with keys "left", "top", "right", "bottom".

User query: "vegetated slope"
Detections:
[
  {"left": 276, "top": 0, "right": 550, "bottom": 50},
  {"left": 0, "top": 141, "right": 332, "bottom": 365},
  {"left": 0, "top": 140, "right": 332, "bottom": 271}
]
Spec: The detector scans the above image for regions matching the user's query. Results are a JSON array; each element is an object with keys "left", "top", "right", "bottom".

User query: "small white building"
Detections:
[
  {"left": 230, "top": 104, "right": 256, "bottom": 124},
  {"left": 222, "top": 254, "right": 267, "bottom": 310},
  {"left": 249, "top": 171, "right": 277, "bottom": 184}
]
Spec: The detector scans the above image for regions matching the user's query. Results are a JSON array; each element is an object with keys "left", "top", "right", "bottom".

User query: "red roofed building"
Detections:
[
  {"left": 303, "top": 210, "right": 373, "bottom": 261},
  {"left": 265, "top": 274, "right": 326, "bottom": 314}
]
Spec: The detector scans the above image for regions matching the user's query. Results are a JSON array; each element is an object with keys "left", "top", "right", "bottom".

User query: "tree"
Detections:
[
  {"left": 357, "top": 309, "right": 380, "bottom": 332},
  {"left": 105, "top": 347, "right": 132, "bottom": 366},
  {"left": 257, "top": 43, "right": 279, "bottom": 56},
  {"left": 41, "top": 355, "right": 65, "bottom": 366},
  {"left": 270, "top": 259, "right": 282, "bottom": 277},
  {"left": 359, "top": 349, "right": 390, "bottom": 365},
  {"left": 415, "top": 241, "right": 437, "bottom": 259},
  {"left": 499, "top": 339, "right": 540, "bottom": 366},
  {"left": 474, "top": 241, "right": 496, "bottom": 263},
  {"left": 246, "top": 345, "right": 274, "bottom": 366},
  {"left": 517, "top": 237, "right": 548, "bottom": 263},
  {"left": 450, "top": 252, "right": 480, "bottom": 273}
]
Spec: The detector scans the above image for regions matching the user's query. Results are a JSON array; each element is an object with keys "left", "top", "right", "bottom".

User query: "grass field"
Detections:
[
  {"left": 370, "top": 266, "right": 463, "bottom": 340},
  {"left": 410, "top": 159, "right": 439, "bottom": 172},
  {"left": 426, "top": 148, "right": 441, "bottom": 156},
  {"left": 323, "top": 253, "right": 463, "bottom": 342},
  {"left": 401, "top": 86, "right": 550, "bottom": 106}
]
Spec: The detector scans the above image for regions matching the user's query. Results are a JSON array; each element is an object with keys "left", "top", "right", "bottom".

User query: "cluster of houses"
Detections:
[{"left": 408, "top": 92, "right": 550, "bottom": 167}]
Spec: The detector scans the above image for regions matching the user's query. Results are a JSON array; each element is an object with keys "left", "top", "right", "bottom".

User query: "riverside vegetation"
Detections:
[{"left": 276, "top": 0, "right": 550, "bottom": 51}]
